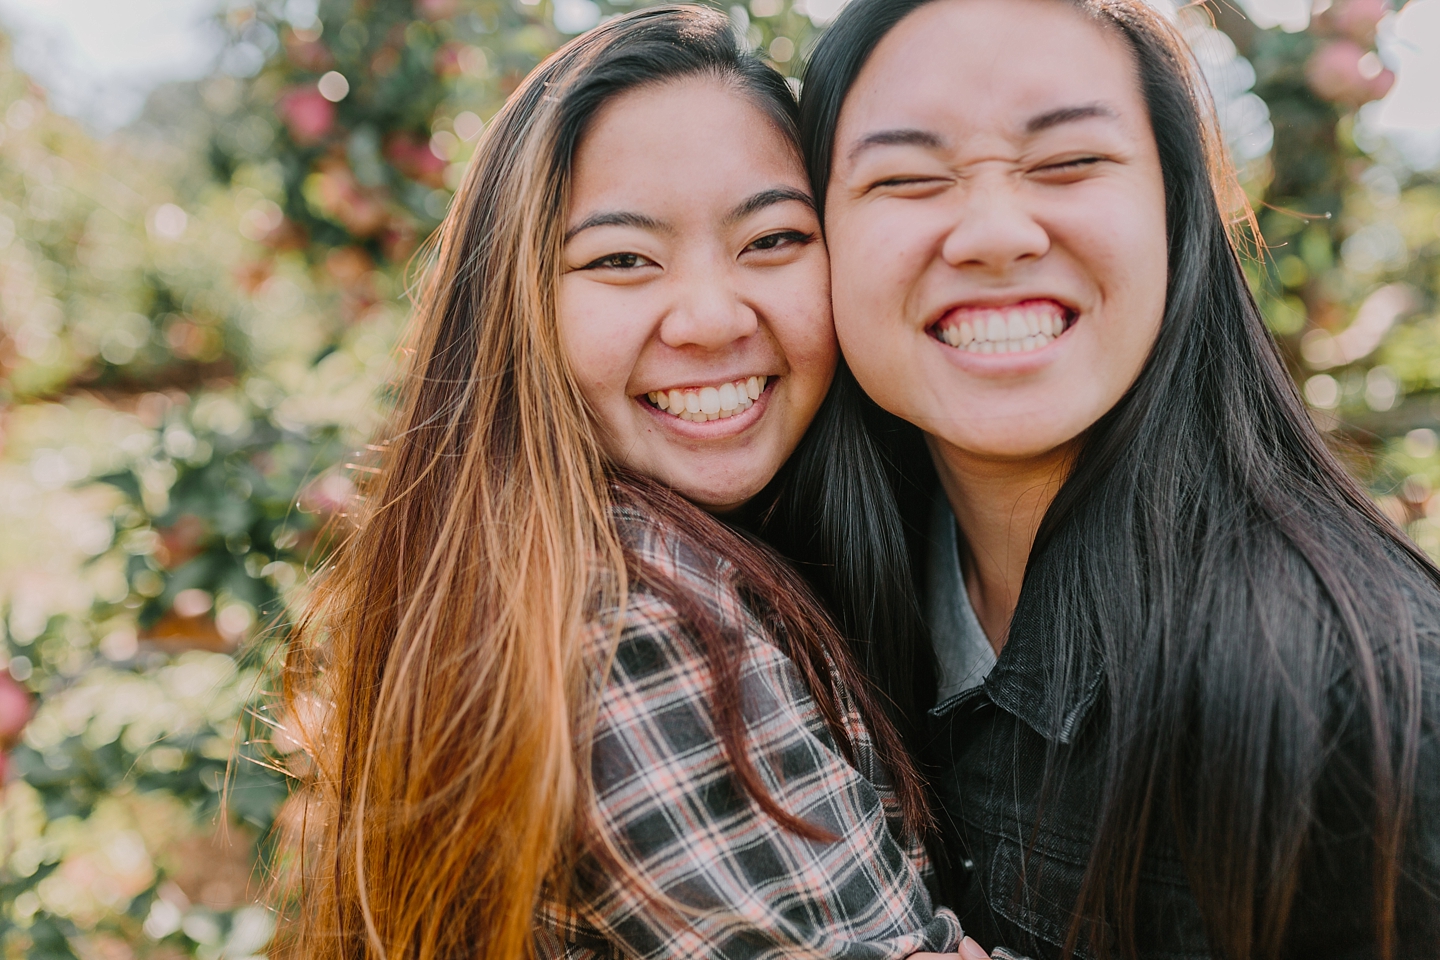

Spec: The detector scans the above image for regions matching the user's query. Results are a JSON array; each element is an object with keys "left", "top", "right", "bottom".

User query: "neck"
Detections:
[{"left": 928, "top": 437, "right": 1074, "bottom": 655}]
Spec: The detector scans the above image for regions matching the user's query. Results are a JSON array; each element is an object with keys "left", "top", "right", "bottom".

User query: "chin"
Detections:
[
  {"left": 669, "top": 476, "right": 766, "bottom": 514},
  {"left": 682, "top": 488, "right": 761, "bottom": 514},
  {"left": 929, "top": 422, "right": 1085, "bottom": 462}
]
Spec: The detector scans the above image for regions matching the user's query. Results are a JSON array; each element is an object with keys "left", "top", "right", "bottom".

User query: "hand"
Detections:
[
  {"left": 958, "top": 938, "right": 990, "bottom": 960},
  {"left": 910, "top": 937, "right": 994, "bottom": 960}
]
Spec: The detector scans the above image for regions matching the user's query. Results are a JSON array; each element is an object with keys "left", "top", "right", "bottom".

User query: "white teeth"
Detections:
[
  {"left": 975, "top": 331, "right": 1052, "bottom": 355},
  {"left": 933, "top": 305, "right": 1068, "bottom": 356},
  {"left": 718, "top": 382, "right": 739, "bottom": 411},
  {"left": 645, "top": 377, "right": 767, "bottom": 423}
]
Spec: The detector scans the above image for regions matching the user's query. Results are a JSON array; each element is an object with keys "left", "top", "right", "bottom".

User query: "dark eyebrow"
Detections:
[
  {"left": 1025, "top": 102, "right": 1118, "bottom": 134},
  {"left": 564, "top": 211, "right": 669, "bottom": 243},
  {"left": 846, "top": 128, "right": 946, "bottom": 164},
  {"left": 726, "top": 187, "right": 814, "bottom": 223}
]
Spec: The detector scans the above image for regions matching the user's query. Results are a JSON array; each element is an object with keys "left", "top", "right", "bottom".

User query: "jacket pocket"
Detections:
[{"left": 984, "top": 832, "right": 1213, "bottom": 960}]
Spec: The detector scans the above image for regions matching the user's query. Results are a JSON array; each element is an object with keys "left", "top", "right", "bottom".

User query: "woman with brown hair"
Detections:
[{"left": 280, "top": 7, "right": 977, "bottom": 959}]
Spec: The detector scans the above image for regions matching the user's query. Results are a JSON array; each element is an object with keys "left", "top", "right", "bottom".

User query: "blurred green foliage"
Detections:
[{"left": 1, "top": 0, "right": 1438, "bottom": 957}]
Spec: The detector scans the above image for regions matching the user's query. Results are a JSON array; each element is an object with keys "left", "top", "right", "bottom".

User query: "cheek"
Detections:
[
  {"left": 1055, "top": 181, "right": 1167, "bottom": 314},
  {"left": 761, "top": 262, "right": 839, "bottom": 384},
  {"left": 827, "top": 205, "right": 941, "bottom": 333},
  {"left": 557, "top": 281, "right": 647, "bottom": 406},
  {"left": 1102, "top": 176, "right": 1168, "bottom": 318},
  {"left": 1055, "top": 198, "right": 1168, "bottom": 400}
]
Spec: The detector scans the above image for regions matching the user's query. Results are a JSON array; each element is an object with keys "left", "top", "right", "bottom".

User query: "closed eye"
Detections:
[
  {"left": 580, "top": 251, "right": 657, "bottom": 270},
  {"left": 1034, "top": 156, "right": 1105, "bottom": 175},
  {"left": 864, "top": 174, "right": 950, "bottom": 196}
]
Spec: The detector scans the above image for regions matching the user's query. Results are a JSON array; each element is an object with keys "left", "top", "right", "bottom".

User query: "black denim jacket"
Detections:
[{"left": 925, "top": 615, "right": 1440, "bottom": 960}]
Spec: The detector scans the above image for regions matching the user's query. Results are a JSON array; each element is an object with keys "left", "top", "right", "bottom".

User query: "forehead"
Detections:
[
  {"left": 569, "top": 77, "right": 804, "bottom": 214},
  {"left": 836, "top": 0, "right": 1145, "bottom": 149}
]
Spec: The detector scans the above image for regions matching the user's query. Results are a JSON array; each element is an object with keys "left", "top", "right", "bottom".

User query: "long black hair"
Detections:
[
  {"left": 757, "top": 367, "right": 939, "bottom": 752},
  {"left": 800, "top": 0, "right": 1440, "bottom": 956}
]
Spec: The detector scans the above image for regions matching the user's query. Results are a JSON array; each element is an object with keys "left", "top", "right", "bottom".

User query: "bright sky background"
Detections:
[
  {"left": 0, "top": 0, "right": 223, "bottom": 129},
  {"left": 0, "top": 0, "right": 1436, "bottom": 160}
]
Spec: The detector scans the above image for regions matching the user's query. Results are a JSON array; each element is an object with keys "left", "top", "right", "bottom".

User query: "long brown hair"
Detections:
[{"left": 279, "top": 8, "right": 927, "bottom": 960}]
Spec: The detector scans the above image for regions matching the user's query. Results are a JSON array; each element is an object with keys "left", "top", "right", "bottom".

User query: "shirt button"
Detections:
[{"left": 962, "top": 858, "right": 975, "bottom": 873}]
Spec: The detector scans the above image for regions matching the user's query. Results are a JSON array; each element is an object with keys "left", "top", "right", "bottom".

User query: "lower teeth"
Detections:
[{"left": 670, "top": 402, "right": 751, "bottom": 422}]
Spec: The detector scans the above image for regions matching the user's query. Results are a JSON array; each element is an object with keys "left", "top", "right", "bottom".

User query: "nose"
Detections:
[
  {"left": 658, "top": 263, "right": 758, "bottom": 350},
  {"left": 939, "top": 185, "right": 1050, "bottom": 272}
]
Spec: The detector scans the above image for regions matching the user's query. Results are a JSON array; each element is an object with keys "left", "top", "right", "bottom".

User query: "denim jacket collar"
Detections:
[{"left": 930, "top": 593, "right": 1105, "bottom": 746}]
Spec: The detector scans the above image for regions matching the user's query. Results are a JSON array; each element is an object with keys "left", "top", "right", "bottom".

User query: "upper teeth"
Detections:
[
  {"left": 647, "top": 376, "right": 766, "bottom": 422},
  {"left": 934, "top": 304, "right": 1068, "bottom": 354}
]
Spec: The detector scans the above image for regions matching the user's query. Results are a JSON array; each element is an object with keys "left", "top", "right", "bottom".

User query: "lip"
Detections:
[
  {"left": 638, "top": 376, "right": 776, "bottom": 439},
  {"left": 644, "top": 372, "right": 776, "bottom": 394},
  {"left": 925, "top": 294, "right": 1080, "bottom": 331}
]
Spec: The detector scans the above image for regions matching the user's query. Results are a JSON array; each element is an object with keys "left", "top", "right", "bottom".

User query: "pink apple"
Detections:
[
  {"left": 0, "top": 672, "right": 32, "bottom": 743},
  {"left": 1328, "top": 0, "right": 1392, "bottom": 45},
  {"left": 1306, "top": 40, "right": 1395, "bottom": 107},
  {"left": 278, "top": 88, "right": 337, "bottom": 146}
]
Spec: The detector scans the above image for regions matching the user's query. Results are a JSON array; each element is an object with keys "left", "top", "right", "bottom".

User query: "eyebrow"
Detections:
[
  {"left": 564, "top": 187, "right": 813, "bottom": 243},
  {"left": 846, "top": 128, "right": 946, "bottom": 164},
  {"left": 726, "top": 187, "right": 814, "bottom": 223},
  {"left": 564, "top": 211, "right": 668, "bottom": 243},
  {"left": 1025, "top": 102, "right": 1118, "bottom": 133},
  {"left": 844, "top": 104, "right": 1120, "bottom": 165}
]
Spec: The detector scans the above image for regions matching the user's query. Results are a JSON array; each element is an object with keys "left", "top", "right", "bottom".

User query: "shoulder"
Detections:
[
  {"left": 580, "top": 502, "right": 751, "bottom": 685},
  {"left": 585, "top": 504, "right": 753, "bottom": 656},
  {"left": 582, "top": 504, "right": 842, "bottom": 775},
  {"left": 609, "top": 503, "right": 738, "bottom": 595}
]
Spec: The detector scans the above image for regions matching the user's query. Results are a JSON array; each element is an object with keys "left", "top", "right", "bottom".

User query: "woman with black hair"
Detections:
[{"left": 797, "top": 0, "right": 1440, "bottom": 956}]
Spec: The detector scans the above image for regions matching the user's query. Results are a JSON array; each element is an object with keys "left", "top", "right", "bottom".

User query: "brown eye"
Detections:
[
  {"left": 746, "top": 230, "right": 812, "bottom": 252},
  {"left": 584, "top": 252, "right": 654, "bottom": 270}
]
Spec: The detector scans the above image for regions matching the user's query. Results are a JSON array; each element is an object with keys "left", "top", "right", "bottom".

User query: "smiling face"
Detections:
[
  {"left": 824, "top": 0, "right": 1168, "bottom": 466},
  {"left": 559, "top": 77, "right": 836, "bottom": 512}
]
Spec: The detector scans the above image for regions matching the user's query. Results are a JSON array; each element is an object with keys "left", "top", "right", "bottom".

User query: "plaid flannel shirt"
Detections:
[{"left": 535, "top": 507, "right": 962, "bottom": 959}]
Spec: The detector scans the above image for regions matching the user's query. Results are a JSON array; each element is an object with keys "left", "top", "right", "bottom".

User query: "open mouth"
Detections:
[
  {"left": 930, "top": 299, "right": 1074, "bottom": 355},
  {"left": 645, "top": 376, "right": 769, "bottom": 423}
]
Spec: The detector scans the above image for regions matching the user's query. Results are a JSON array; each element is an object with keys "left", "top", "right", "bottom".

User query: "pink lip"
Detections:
[
  {"left": 646, "top": 373, "right": 774, "bottom": 394},
  {"left": 638, "top": 378, "right": 775, "bottom": 439},
  {"left": 927, "top": 295, "right": 1078, "bottom": 331}
]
